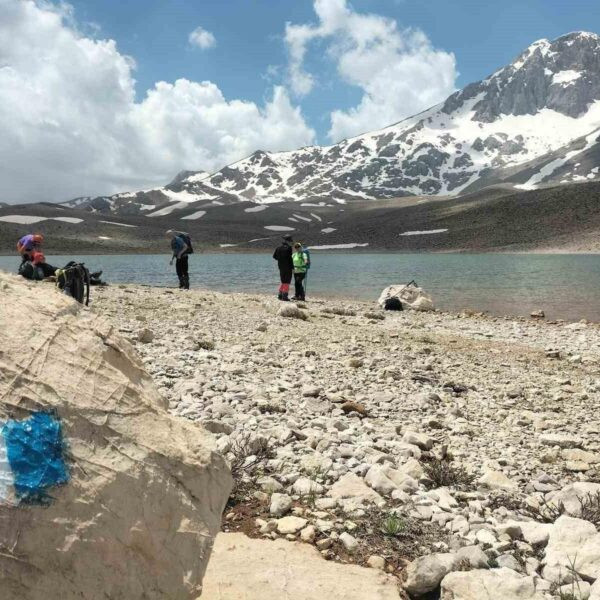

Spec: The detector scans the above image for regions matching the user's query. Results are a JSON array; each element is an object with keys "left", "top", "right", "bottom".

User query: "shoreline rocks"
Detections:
[{"left": 89, "top": 282, "right": 600, "bottom": 598}]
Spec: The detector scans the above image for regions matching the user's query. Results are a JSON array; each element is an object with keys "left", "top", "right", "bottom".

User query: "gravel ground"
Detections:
[{"left": 91, "top": 284, "right": 600, "bottom": 599}]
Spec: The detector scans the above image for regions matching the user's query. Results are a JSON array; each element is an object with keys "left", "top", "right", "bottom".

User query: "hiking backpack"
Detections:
[
  {"left": 304, "top": 248, "right": 311, "bottom": 269},
  {"left": 18, "top": 261, "right": 44, "bottom": 281},
  {"left": 384, "top": 297, "right": 403, "bottom": 311},
  {"left": 56, "top": 262, "right": 91, "bottom": 305},
  {"left": 178, "top": 233, "right": 194, "bottom": 254}
]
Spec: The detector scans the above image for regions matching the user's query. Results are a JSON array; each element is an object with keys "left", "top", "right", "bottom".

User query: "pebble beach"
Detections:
[{"left": 92, "top": 283, "right": 600, "bottom": 598}]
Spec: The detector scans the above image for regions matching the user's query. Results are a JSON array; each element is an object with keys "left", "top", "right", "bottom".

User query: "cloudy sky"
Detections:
[{"left": 1, "top": 0, "right": 598, "bottom": 203}]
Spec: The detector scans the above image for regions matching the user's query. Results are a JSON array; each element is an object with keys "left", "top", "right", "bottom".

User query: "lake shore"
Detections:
[{"left": 91, "top": 282, "right": 600, "bottom": 595}]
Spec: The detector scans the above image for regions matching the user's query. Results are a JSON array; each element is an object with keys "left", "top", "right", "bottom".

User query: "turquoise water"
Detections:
[{"left": 1, "top": 253, "right": 599, "bottom": 322}]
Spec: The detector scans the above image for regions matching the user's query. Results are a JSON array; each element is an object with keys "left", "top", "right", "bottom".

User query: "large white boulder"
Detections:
[
  {"left": 0, "top": 272, "right": 232, "bottom": 599},
  {"left": 378, "top": 283, "right": 434, "bottom": 311},
  {"left": 546, "top": 482, "right": 600, "bottom": 517},
  {"left": 478, "top": 468, "right": 518, "bottom": 491},
  {"left": 328, "top": 472, "right": 385, "bottom": 506},
  {"left": 440, "top": 568, "right": 545, "bottom": 599},
  {"left": 542, "top": 515, "right": 600, "bottom": 583},
  {"left": 404, "top": 553, "right": 457, "bottom": 596},
  {"left": 201, "top": 532, "right": 401, "bottom": 599},
  {"left": 500, "top": 520, "right": 553, "bottom": 547}
]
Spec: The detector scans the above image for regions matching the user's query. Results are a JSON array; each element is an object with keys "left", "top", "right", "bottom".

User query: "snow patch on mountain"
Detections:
[
  {"left": 516, "top": 128, "right": 600, "bottom": 190},
  {"left": 181, "top": 210, "right": 207, "bottom": 220},
  {"left": 146, "top": 202, "right": 190, "bottom": 217},
  {"left": 99, "top": 220, "right": 138, "bottom": 228},
  {"left": 553, "top": 70, "right": 582, "bottom": 85},
  {"left": 400, "top": 229, "right": 448, "bottom": 236},
  {"left": 60, "top": 32, "right": 600, "bottom": 214},
  {"left": 310, "top": 243, "right": 369, "bottom": 250}
]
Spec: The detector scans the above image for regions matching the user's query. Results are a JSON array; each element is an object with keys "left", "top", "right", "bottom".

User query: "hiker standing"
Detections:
[
  {"left": 167, "top": 230, "right": 193, "bottom": 289},
  {"left": 273, "top": 235, "right": 294, "bottom": 301},
  {"left": 292, "top": 242, "right": 309, "bottom": 301}
]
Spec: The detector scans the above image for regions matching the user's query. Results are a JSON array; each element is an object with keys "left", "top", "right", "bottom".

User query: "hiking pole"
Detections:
[{"left": 304, "top": 271, "right": 309, "bottom": 297}]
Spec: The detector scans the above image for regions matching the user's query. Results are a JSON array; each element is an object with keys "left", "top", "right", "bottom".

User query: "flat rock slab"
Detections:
[
  {"left": 201, "top": 533, "right": 401, "bottom": 599},
  {"left": 440, "top": 568, "right": 545, "bottom": 599}
]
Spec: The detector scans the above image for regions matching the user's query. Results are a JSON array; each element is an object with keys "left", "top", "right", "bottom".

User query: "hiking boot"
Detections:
[
  {"left": 277, "top": 292, "right": 283, "bottom": 300},
  {"left": 281, "top": 293, "right": 290, "bottom": 301}
]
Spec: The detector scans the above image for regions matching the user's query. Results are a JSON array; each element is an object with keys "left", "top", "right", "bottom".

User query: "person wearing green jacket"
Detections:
[{"left": 291, "top": 242, "right": 309, "bottom": 301}]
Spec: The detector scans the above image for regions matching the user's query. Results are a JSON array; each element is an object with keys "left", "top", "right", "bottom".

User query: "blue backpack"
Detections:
[{"left": 304, "top": 248, "right": 311, "bottom": 270}]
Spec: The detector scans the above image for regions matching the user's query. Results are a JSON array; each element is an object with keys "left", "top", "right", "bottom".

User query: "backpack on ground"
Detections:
[
  {"left": 56, "top": 262, "right": 90, "bottom": 305},
  {"left": 18, "top": 261, "right": 44, "bottom": 281},
  {"left": 384, "top": 297, "right": 403, "bottom": 311},
  {"left": 178, "top": 233, "right": 194, "bottom": 254}
]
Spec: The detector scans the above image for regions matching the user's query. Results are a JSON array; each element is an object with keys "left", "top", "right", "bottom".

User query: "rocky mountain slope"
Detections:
[
  {"left": 58, "top": 32, "right": 600, "bottom": 220},
  {"left": 2, "top": 181, "right": 600, "bottom": 254}
]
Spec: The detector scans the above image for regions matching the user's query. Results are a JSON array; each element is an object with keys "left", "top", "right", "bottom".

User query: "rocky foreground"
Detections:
[{"left": 93, "top": 284, "right": 600, "bottom": 599}]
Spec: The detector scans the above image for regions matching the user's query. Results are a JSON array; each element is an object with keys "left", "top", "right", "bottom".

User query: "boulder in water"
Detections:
[{"left": 378, "top": 283, "right": 434, "bottom": 311}]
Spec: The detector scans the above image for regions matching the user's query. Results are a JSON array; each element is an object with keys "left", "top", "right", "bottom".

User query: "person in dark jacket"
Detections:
[
  {"left": 167, "top": 230, "right": 192, "bottom": 289},
  {"left": 272, "top": 235, "right": 294, "bottom": 301}
]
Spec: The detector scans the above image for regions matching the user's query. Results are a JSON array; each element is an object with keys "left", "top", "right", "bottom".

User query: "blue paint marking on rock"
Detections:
[{"left": 1, "top": 412, "right": 69, "bottom": 505}]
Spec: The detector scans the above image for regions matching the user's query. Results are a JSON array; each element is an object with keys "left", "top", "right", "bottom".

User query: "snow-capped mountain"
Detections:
[{"left": 64, "top": 31, "right": 600, "bottom": 216}]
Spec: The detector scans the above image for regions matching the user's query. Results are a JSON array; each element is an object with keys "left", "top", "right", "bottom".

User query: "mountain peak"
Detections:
[
  {"left": 62, "top": 31, "right": 600, "bottom": 213},
  {"left": 441, "top": 30, "right": 600, "bottom": 123}
]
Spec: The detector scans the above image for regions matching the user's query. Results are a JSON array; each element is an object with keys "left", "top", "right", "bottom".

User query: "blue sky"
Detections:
[
  {"left": 71, "top": 0, "right": 600, "bottom": 141},
  {"left": 1, "top": 0, "right": 599, "bottom": 203}
]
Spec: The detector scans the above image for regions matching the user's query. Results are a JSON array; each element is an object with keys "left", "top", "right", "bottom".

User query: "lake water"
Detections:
[{"left": 1, "top": 253, "right": 599, "bottom": 322}]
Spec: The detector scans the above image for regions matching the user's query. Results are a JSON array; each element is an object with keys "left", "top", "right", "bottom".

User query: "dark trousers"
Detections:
[
  {"left": 176, "top": 255, "right": 189, "bottom": 289},
  {"left": 279, "top": 268, "right": 292, "bottom": 284},
  {"left": 294, "top": 272, "right": 306, "bottom": 300}
]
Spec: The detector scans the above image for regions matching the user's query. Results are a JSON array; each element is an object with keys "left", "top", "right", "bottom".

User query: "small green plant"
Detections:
[
  {"left": 303, "top": 489, "right": 318, "bottom": 509},
  {"left": 380, "top": 513, "right": 406, "bottom": 537}
]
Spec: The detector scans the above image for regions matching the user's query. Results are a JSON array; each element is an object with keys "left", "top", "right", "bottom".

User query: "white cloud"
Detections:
[
  {"left": 188, "top": 25, "right": 216, "bottom": 49},
  {"left": 0, "top": 0, "right": 314, "bottom": 203},
  {"left": 285, "top": 0, "right": 458, "bottom": 141}
]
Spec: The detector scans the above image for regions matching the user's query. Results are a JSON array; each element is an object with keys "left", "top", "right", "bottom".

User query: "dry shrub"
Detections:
[{"left": 422, "top": 454, "right": 475, "bottom": 490}]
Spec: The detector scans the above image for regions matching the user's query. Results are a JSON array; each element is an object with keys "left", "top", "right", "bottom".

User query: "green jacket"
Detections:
[{"left": 292, "top": 251, "right": 308, "bottom": 273}]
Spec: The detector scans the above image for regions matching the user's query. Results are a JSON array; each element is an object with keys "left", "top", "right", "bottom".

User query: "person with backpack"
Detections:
[
  {"left": 273, "top": 235, "right": 294, "bottom": 301},
  {"left": 16, "top": 234, "right": 57, "bottom": 279},
  {"left": 18, "top": 250, "right": 58, "bottom": 280},
  {"left": 291, "top": 242, "right": 309, "bottom": 301},
  {"left": 16, "top": 233, "right": 44, "bottom": 260},
  {"left": 167, "top": 230, "right": 193, "bottom": 289}
]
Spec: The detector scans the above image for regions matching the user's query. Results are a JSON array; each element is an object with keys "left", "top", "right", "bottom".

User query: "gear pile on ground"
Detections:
[
  {"left": 0, "top": 273, "right": 232, "bottom": 600},
  {"left": 92, "top": 284, "right": 600, "bottom": 600}
]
